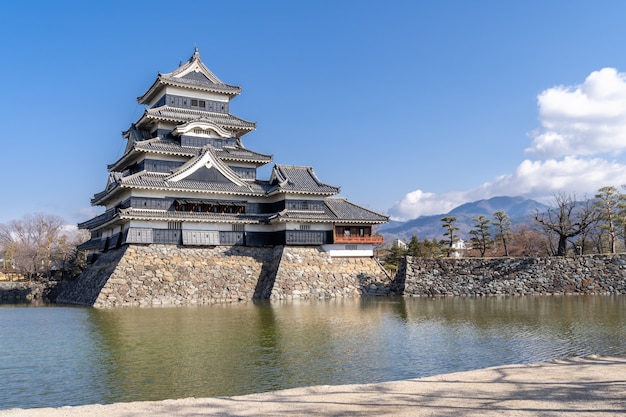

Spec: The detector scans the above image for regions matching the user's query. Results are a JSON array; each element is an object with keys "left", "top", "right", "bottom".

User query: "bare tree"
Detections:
[
  {"left": 534, "top": 193, "right": 599, "bottom": 257},
  {"left": 0, "top": 213, "right": 65, "bottom": 279},
  {"left": 509, "top": 224, "right": 547, "bottom": 257},
  {"left": 55, "top": 228, "right": 90, "bottom": 278}
]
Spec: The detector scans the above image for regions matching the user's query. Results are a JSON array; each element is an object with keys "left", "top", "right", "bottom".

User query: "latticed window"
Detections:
[
  {"left": 300, "top": 224, "right": 311, "bottom": 231},
  {"left": 286, "top": 200, "right": 323, "bottom": 211},
  {"left": 168, "top": 222, "right": 182, "bottom": 230},
  {"left": 232, "top": 224, "right": 245, "bottom": 232},
  {"left": 191, "top": 99, "right": 206, "bottom": 109}
]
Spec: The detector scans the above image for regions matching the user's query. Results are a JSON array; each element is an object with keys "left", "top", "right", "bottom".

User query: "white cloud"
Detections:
[
  {"left": 388, "top": 68, "right": 626, "bottom": 221},
  {"left": 527, "top": 68, "right": 626, "bottom": 158},
  {"left": 389, "top": 156, "right": 626, "bottom": 221},
  {"left": 390, "top": 190, "right": 463, "bottom": 221}
]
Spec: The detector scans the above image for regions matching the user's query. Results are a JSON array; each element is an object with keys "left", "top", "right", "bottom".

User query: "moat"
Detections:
[{"left": 1, "top": 295, "right": 625, "bottom": 410}]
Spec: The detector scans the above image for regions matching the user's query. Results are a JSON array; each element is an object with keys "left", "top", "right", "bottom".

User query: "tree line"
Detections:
[
  {"left": 0, "top": 213, "right": 89, "bottom": 280},
  {"left": 385, "top": 185, "right": 626, "bottom": 267}
]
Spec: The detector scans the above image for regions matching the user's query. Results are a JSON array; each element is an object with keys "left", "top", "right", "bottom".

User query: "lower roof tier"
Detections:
[{"left": 79, "top": 198, "right": 388, "bottom": 231}]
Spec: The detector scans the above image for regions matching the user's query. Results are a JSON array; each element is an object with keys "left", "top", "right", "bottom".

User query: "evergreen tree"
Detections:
[
  {"left": 406, "top": 235, "right": 442, "bottom": 258},
  {"left": 492, "top": 211, "right": 512, "bottom": 256},
  {"left": 594, "top": 186, "right": 622, "bottom": 254},
  {"left": 469, "top": 215, "right": 492, "bottom": 257},
  {"left": 440, "top": 216, "right": 459, "bottom": 257},
  {"left": 407, "top": 235, "right": 420, "bottom": 257},
  {"left": 384, "top": 240, "right": 407, "bottom": 269}
]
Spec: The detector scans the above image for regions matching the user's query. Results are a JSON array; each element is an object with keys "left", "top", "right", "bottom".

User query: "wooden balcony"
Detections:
[{"left": 333, "top": 235, "right": 384, "bottom": 244}]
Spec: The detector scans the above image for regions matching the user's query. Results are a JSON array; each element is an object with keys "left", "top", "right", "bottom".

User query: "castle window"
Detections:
[
  {"left": 300, "top": 224, "right": 311, "bottom": 231},
  {"left": 232, "top": 224, "right": 244, "bottom": 232},
  {"left": 191, "top": 99, "right": 206, "bottom": 109},
  {"left": 168, "top": 222, "right": 182, "bottom": 230}
]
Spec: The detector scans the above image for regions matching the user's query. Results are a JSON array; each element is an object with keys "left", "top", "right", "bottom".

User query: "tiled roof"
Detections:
[
  {"left": 133, "top": 139, "right": 198, "bottom": 156},
  {"left": 144, "top": 106, "right": 255, "bottom": 131},
  {"left": 325, "top": 198, "right": 389, "bottom": 223},
  {"left": 108, "top": 139, "right": 271, "bottom": 172},
  {"left": 91, "top": 172, "right": 272, "bottom": 205},
  {"left": 216, "top": 146, "right": 272, "bottom": 164},
  {"left": 77, "top": 208, "right": 116, "bottom": 229},
  {"left": 165, "top": 146, "right": 247, "bottom": 186},
  {"left": 158, "top": 74, "right": 241, "bottom": 96},
  {"left": 76, "top": 238, "right": 102, "bottom": 251},
  {"left": 119, "top": 208, "right": 268, "bottom": 224},
  {"left": 107, "top": 139, "right": 197, "bottom": 171},
  {"left": 268, "top": 165, "right": 340, "bottom": 195},
  {"left": 270, "top": 209, "right": 333, "bottom": 223},
  {"left": 125, "top": 172, "right": 262, "bottom": 192},
  {"left": 137, "top": 48, "right": 242, "bottom": 104},
  {"left": 271, "top": 199, "right": 388, "bottom": 224}
]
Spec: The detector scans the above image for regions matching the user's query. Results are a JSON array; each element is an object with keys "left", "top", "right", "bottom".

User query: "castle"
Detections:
[
  {"left": 78, "top": 48, "right": 388, "bottom": 259},
  {"left": 60, "top": 49, "right": 390, "bottom": 307}
]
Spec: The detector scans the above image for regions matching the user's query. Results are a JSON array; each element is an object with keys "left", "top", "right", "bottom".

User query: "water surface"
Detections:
[{"left": 0, "top": 296, "right": 625, "bottom": 410}]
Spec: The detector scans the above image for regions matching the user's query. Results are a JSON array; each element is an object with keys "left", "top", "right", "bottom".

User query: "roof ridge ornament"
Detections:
[
  {"left": 137, "top": 47, "right": 243, "bottom": 104},
  {"left": 165, "top": 145, "right": 247, "bottom": 187}
]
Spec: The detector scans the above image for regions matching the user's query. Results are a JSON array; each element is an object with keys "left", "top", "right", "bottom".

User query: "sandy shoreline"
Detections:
[{"left": 1, "top": 355, "right": 625, "bottom": 416}]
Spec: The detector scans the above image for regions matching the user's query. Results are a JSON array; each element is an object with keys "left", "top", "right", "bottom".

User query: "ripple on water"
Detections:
[{"left": 0, "top": 296, "right": 625, "bottom": 410}]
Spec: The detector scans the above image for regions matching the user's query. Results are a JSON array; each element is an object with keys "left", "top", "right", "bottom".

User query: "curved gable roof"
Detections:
[
  {"left": 137, "top": 48, "right": 241, "bottom": 105},
  {"left": 268, "top": 164, "right": 339, "bottom": 195}
]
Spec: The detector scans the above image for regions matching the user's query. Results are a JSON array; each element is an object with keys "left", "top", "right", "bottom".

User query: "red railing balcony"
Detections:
[{"left": 333, "top": 235, "right": 384, "bottom": 244}]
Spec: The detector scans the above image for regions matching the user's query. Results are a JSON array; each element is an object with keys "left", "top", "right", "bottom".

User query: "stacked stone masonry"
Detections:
[
  {"left": 394, "top": 255, "right": 626, "bottom": 297},
  {"left": 52, "top": 251, "right": 626, "bottom": 308},
  {"left": 0, "top": 281, "right": 61, "bottom": 303},
  {"left": 56, "top": 245, "right": 390, "bottom": 308}
]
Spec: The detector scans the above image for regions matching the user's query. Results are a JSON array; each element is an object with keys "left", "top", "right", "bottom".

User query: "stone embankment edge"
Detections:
[
  {"left": 55, "top": 245, "right": 391, "bottom": 307},
  {"left": 393, "top": 254, "right": 626, "bottom": 296},
  {"left": 0, "top": 281, "right": 63, "bottom": 303},
  {"left": 8, "top": 251, "right": 626, "bottom": 306}
]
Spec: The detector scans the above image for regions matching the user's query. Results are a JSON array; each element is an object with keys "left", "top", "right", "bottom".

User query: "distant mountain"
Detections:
[{"left": 379, "top": 196, "right": 548, "bottom": 242}]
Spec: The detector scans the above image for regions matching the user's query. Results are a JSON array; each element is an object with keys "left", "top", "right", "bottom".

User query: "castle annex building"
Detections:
[{"left": 79, "top": 49, "right": 388, "bottom": 258}]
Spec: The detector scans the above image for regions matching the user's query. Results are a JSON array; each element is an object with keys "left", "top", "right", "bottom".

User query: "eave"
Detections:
[
  {"left": 138, "top": 107, "right": 256, "bottom": 135},
  {"left": 118, "top": 208, "right": 268, "bottom": 224},
  {"left": 107, "top": 140, "right": 197, "bottom": 172},
  {"left": 137, "top": 76, "right": 241, "bottom": 105}
]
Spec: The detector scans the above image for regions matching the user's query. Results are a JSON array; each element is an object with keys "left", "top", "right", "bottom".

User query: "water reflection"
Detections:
[{"left": 0, "top": 296, "right": 625, "bottom": 410}]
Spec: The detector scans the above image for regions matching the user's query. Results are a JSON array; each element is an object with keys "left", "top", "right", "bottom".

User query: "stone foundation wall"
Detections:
[
  {"left": 0, "top": 281, "right": 62, "bottom": 302},
  {"left": 57, "top": 245, "right": 389, "bottom": 308},
  {"left": 394, "top": 255, "right": 626, "bottom": 296},
  {"left": 272, "top": 247, "right": 391, "bottom": 300}
]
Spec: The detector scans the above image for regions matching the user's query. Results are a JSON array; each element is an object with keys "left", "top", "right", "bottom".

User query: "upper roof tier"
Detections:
[
  {"left": 137, "top": 48, "right": 242, "bottom": 105},
  {"left": 138, "top": 107, "right": 256, "bottom": 134}
]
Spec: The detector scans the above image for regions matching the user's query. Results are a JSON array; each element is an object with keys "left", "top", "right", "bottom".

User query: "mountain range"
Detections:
[{"left": 379, "top": 196, "right": 549, "bottom": 242}]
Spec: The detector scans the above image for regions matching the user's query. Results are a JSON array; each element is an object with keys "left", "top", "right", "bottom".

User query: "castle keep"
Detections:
[
  {"left": 62, "top": 49, "right": 389, "bottom": 307},
  {"left": 79, "top": 48, "right": 387, "bottom": 257}
]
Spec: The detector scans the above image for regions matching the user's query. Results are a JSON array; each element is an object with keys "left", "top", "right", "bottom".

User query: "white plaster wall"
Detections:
[
  {"left": 322, "top": 244, "right": 374, "bottom": 257},
  {"left": 128, "top": 220, "right": 167, "bottom": 229},
  {"left": 182, "top": 223, "right": 231, "bottom": 231},
  {"left": 283, "top": 222, "right": 332, "bottom": 231}
]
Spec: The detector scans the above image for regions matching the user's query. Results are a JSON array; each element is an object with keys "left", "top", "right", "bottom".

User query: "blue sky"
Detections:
[{"left": 3, "top": 1, "right": 626, "bottom": 225}]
